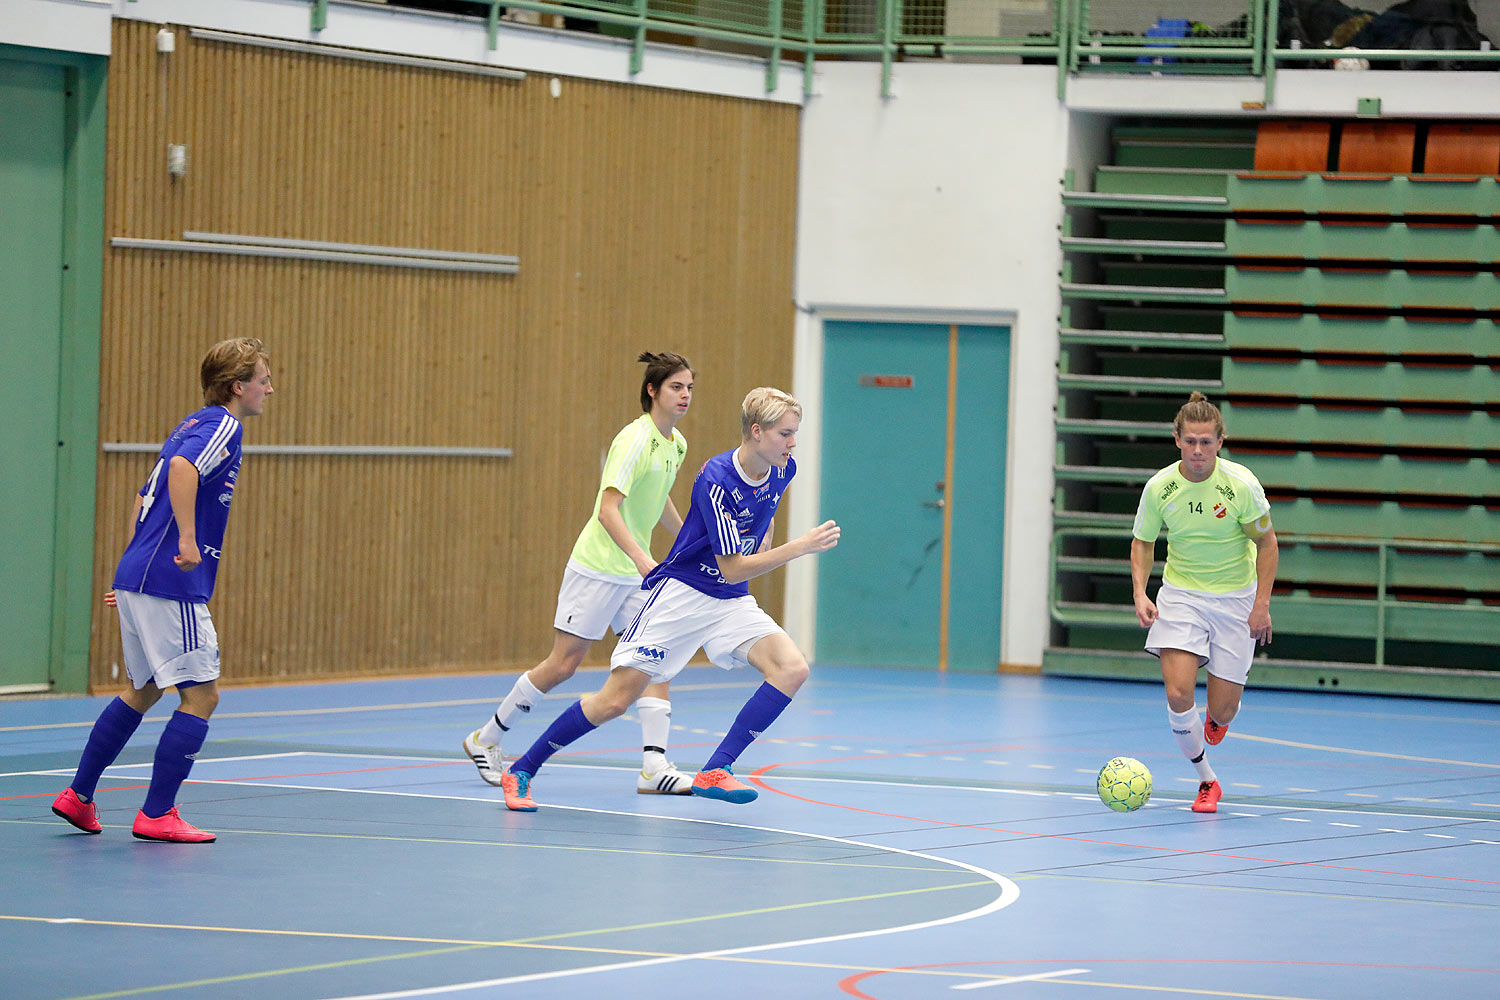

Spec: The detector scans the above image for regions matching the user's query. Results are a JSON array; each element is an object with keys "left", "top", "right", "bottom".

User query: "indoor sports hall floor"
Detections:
[{"left": 3, "top": 664, "right": 1498, "bottom": 999}]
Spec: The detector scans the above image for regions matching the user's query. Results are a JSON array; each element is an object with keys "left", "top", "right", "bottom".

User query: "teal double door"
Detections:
[
  {"left": 816, "top": 320, "right": 1010, "bottom": 671},
  {"left": 0, "top": 49, "right": 104, "bottom": 693}
]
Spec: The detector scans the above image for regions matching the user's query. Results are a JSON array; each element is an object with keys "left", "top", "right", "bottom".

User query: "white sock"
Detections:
[
  {"left": 479, "top": 673, "right": 544, "bottom": 745},
  {"left": 638, "top": 696, "right": 671, "bottom": 772},
  {"left": 1169, "top": 705, "right": 1217, "bottom": 783}
]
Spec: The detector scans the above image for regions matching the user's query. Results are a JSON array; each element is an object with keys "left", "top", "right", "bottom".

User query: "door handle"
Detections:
[{"left": 922, "top": 499, "right": 945, "bottom": 509}]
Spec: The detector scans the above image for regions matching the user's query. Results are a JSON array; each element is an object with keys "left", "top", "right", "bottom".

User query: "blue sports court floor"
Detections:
[{"left": 3, "top": 665, "right": 1499, "bottom": 999}]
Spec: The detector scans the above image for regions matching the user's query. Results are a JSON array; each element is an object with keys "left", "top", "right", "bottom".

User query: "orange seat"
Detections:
[
  {"left": 1424, "top": 124, "right": 1500, "bottom": 176},
  {"left": 1337, "top": 122, "right": 1416, "bottom": 174},
  {"left": 1253, "top": 121, "right": 1331, "bottom": 172}
]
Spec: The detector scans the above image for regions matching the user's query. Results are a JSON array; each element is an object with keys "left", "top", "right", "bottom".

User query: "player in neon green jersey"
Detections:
[
  {"left": 464, "top": 352, "right": 696, "bottom": 794},
  {"left": 1131, "top": 391, "right": 1279, "bottom": 815}
]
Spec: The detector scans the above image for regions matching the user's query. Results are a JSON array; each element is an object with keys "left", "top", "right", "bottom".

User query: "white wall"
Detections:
[
  {"left": 790, "top": 62, "right": 1069, "bottom": 668},
  {"left": 0, "top": 0, "right": 111, "bottom": 55}
]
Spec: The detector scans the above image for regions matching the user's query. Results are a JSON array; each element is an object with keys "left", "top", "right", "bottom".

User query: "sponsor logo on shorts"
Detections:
[
  {"left": 202, "top": 545, "right": 222, "bottom": 559},
  {"left": 633, "top": 645, "right": 669, "bottom": 662},
  {"left": 548, "top": 741, "right": 564, "bottom": 751},
  {"left": 218, "top": 492, "right": 233, "bottom": 507},
  {"left": 748, "top": 729, "right": 763, "bottom": 738}
]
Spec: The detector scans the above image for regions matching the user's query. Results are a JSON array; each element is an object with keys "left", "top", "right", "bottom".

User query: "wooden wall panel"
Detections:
[{"left": 92, "top": 20, "right": 799, "bottom": 688}]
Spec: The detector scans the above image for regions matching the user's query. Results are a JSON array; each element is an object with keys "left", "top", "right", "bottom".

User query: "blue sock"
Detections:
[
  {"left": 71, "top": 697, "right": 145, "bottom": 800},
  {"left": 141, "top": 711, "right": 209, "bottom": 818},
  {"left": 510, "top": 701, "right": 596, "bottom": 777},
  {"left": 703, "top": 682, "right": 792, "bottom": 773}
]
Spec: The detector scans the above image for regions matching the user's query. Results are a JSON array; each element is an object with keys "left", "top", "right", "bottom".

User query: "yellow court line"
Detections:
[
  {"left": 7, "top": 912, "right": 1024, "bottom": 1000},
  {"left": 1012, "top": 872, "right": 1500, "bottom": 912},
  {"left": 53, "top": 945, "right": 490, "bottom": 1000},
  {"left": 1044, "top": 978, "right": 1325, "bottom": 1000},
  {"left": 1, "top": 878, "right": 991, "bottom": 951},
  {"left": 509, "top": 879, "right": 996, "bottom": 944},
  {"left": 1229, "top": 733, "right": 1499, "bottom": 770},
  {"left": 0, "top": 816, "right": 952, "bottom": 875}
]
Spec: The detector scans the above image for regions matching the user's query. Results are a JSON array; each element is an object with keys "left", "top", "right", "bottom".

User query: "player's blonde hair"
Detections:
[
  {"left": 741, "top": 387, "right": 801, "bottom": 438},
  {"left": 202, "top": 338, "right": 270, "bottom": 406},
  {"left": 1173, "top": 390, "right": 1224, "bottom": 438}
]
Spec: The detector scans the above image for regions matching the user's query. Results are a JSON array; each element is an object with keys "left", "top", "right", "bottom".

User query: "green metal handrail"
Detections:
[
  {"left": 1048, "top": 527, "right": 1500, "bottom": 668},
  {"left": 328, "top": 2, "right": 1500, "bottom": 99}
]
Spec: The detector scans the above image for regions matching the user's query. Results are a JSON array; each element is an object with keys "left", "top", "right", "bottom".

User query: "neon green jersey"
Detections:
[
  {"left": 1132, "top": 458, "right": 1271, "bottom": 593},
  {"left": 569, "top": 413, "right": 687, "bottom": 582}
]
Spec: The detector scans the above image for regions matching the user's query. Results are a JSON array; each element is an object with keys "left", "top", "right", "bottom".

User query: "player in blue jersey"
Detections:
[
  {"left": 497, "top": 387, "right": 840, "bottom": 811},
  {"left": 51, "top": 338, "right": 274, "bottom": 843}
]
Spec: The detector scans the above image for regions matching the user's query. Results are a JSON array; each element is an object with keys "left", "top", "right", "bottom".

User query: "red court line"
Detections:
[
  {"left": 746, "top": 755, "right": 1500, "bottom": 887},
  {"left": 838, "top": 958, "right": 1500, "bottom": 999}
]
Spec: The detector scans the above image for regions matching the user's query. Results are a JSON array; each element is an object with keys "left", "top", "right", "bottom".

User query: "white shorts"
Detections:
[
  {"left": 609, "top": 578, "right": 785, "bottom": 683},
  {"left": 114, "top": 589, "right": 221, "bottom": 690},
  {"left": 1145, "top": 581, "right": 1257, "bottom": 686},
  {"left": 553, "top": 563, "right": 649, "bottom": 641}
]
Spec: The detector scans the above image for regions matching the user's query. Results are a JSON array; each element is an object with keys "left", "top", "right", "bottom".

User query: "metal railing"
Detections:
[
  {"left": 1048, "top": 527, "right": 1500, "bottom": 669},
  {"left": 331, "top": 0, "right": 1500, "bottom": 97}
]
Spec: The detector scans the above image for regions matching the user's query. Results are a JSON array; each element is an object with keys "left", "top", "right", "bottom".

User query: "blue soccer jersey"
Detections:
[
  {"left": 113, "top": 406, "right": 244, "bottom": 604},
  {"left": 644, "top": 449, "right": 795, "bottom": 599}
]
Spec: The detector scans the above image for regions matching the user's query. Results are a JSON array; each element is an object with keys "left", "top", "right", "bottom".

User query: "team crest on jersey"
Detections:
[
  {"left": 1213, "top": 503, "right": 1228, "bottom": 519},
  {"left": 740, "top": 537, "right": 757, "bottom": 555}
]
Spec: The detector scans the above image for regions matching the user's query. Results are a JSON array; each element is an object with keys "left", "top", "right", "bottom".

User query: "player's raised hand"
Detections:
[
  {"left": 174, "top": 536, "right": 202, "bottom": 572},
  {"left": 800, "top": 520, "right": 840, "bottom": 554}
]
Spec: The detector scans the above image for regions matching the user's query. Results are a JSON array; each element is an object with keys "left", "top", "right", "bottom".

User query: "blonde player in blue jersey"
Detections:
[
  {"left": 51, "top": 338, "right": 274, "bottom": 843},
  {"left": 463, "top": 353, "right": 698, "bottom": 794},
  {"left": 1131, "top": 391, "right": 1278, "bottom": 814},
  {"left": 496, "top": 387, "right": 839, "bottom": 811}
]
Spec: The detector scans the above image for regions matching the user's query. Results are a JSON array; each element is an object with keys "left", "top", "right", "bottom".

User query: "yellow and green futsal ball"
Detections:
[{"left": 1097, "top": 756, "right": 1153, "bottom": 812}]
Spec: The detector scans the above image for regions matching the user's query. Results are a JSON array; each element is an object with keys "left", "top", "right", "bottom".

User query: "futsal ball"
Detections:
[{"left": 1096, "top": 756, "right": 1153, "bottom": 812}]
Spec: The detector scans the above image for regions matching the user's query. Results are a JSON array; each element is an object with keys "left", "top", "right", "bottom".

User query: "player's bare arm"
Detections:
[
  {"left": 167, "top": 455, "right": 202, "bottom": 571},
  {"left": 715, "top": 520, "right": 839, "bottom": 585},
  {"left": 1130, "top": 537, "right": 1158, "bottom": 627},
  {"left": 658, "top": 495, "right": 684, "bottom": 537},
  {"left": 1242, "top": 515, "right": 1278, "bottom": 645},
  {"left": 597, "top": 487, "right": 655, "bottom": 577}
]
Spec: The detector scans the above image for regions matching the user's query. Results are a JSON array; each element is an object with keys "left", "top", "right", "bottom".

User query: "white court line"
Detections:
[
  {"left": 1229, "top": 733, "right": 1500, "bottom": 770},
  {"left": 952, "top": 967, "right": 1090, "bottom": 991},
  {"left": 162, "top": 754, "right": 1500, "bottom": 826},
  {"left": 0, "top": 681, "right": 751, "bottom": 733},
  {"left": 0, "top": 751, "right": 315, "bottom": 779},
  {"left": 171, "top": 777, "right": 1020, "bottom": 1000}
]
